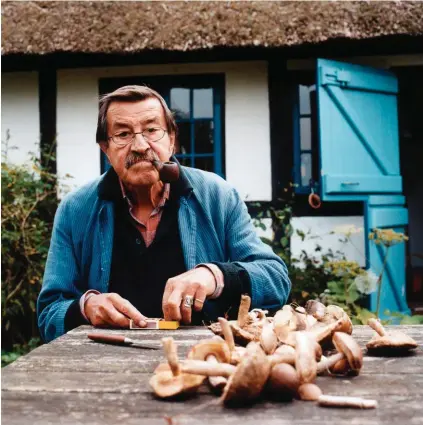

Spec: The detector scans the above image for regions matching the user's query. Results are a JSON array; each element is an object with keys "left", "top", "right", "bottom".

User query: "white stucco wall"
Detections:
[
  {"left": 1, "top": 72, "right": 40, "bottom": 165},
  {"left": 290, "top": 216, "right": 366, "bottom": 267},
  {"left": 57, "top": 61, "right": 271, "bottom": 200}
]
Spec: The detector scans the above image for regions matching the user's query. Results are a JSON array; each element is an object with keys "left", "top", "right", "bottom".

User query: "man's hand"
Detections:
[
  {"left": 162, "top": 268, "right": 216, "bottom": 324},
  {"left": 85, "top": 293, "right": 147, "bottom": 328}
]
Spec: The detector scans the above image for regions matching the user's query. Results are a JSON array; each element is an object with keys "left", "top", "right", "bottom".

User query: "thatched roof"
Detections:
[{"left": 2, "top": 1, "right": 423, "bottom": 56}]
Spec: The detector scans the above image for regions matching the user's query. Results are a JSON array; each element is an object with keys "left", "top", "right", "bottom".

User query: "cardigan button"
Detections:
[{"left": 135, "top": 238, "right": 141, "bottom": 245}]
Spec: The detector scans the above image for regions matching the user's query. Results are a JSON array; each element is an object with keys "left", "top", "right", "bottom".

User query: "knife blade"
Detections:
[{"left": 87, "top": 333, "right": 161, "bottom": 350}]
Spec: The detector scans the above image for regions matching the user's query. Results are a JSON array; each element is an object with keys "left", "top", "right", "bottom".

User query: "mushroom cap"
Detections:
[
  {"left": 149, "top": 371, "right": 205, "bottom": 399},
  {"left": 305, "top": 300, "right": 326, "bottom": 321},
  {"left": 366, "top": 331, "right": 418, "bottom": 355},
  {"left": 187, "top": 339, "right": 231, "bottom": 363},
  {"left": 222, "top": 342, "right": 271, "bottom": 405},
  {"left": 332, "top": 332, "right": 363, "bottom": 372},
  {"left": 265, "top": 363, "right": 299, "bottom": 400},
  {"left": 298, "top": 383, "right": 323, "bottom": 401},
  {"left": 330, "top": 358, "right": 360, "bottom": 376}
]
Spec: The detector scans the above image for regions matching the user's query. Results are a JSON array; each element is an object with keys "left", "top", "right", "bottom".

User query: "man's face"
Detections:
[{"left": 100, "top": 97, "right": 175, "bottom": 188}]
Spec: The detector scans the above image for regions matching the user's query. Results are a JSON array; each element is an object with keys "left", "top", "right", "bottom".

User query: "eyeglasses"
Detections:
[{"left": 108, "top": 127, "right": 167, "bottom": 147}]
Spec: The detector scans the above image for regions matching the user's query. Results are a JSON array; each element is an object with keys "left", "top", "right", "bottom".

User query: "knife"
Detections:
[{"left": 87, "top": 332, "right": 161, "bottom": 350}]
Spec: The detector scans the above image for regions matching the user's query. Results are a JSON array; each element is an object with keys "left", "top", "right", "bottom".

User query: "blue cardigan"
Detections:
[{"left": 37, "top": 167, "right": 291, "bottom": 342}]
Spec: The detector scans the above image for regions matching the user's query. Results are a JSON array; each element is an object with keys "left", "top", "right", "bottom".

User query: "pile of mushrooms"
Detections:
[{"left": 150, "top": 297, "right": 418, "bottom": 408}]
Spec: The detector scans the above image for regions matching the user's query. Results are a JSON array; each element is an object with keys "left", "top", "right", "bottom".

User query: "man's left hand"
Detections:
[{"left": 162, "top": 268, "right": 216, "bottom": 323}]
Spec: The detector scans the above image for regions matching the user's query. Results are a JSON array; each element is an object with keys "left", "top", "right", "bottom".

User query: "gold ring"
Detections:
[{"left": 195, "top": 298, "right": 204, "bottom": 304}]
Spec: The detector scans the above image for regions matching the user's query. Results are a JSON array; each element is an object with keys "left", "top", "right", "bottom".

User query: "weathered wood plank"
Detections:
[
  {"left": 3, "top": 325, "right": 423, "bottom": 425},
  {"left": 3, "top": 369, "right": 423, "bottom": 396},
  {"left": 2, "top": 391, "right": 423, "bottom": 425}
]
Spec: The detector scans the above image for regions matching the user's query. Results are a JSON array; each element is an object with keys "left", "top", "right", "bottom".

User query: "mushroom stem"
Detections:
[
  {"left": 317, "top": 352, "right": 344, "bottom": 374},
  {"left": 206, "top": 354, "right": 228, "bottom": 391},
  {"left": 367, "top": 318, "right": 387, "bottom": 336},
  {"left": 318, "top": 395, "right": 378, "bottom": 409},
  {"left": 181, "top": 360, "right": 236, "bottom": 377},
  {"left": 162, "top": 337, "right": 181, "bottom": 376},
  {"left": 237, "top": 294, "right": 251, "bottom": 328},
  {"left": 218, "top": 317, "right": 235, "bottom": 351},
  {"left": 268, "top": 352, "right": 295, "bottom": 367},
  {"left": 295, "top": 332, "right": 317, "bottom": 384}
]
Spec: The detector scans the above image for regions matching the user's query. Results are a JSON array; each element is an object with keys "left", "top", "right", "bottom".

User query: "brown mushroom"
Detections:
[
  {"left": 298, "top": 383, "right": 323, "bottom": 401},
  {"left": 260, "top": 321, "right": 278, "bottom": 355},
  {"left": 265, "top": 363, "right": 300, "bottom": 401},
  {"left": 237, "top": 294, "right": 251, "bottom": 328},
  {"left": 268, "top": 344, "right": 296, "bottom": 367},
  {"left": 305, "top": 300, "right": 326, "bottom": 321},
  {"left": 218, "top": 317, "right": 247, "bottom": 364},
  {"left": 187, "top": 337, "right": 231, "bottom": 394},
  {"left": 274, "top": 305, "right": 298, "bottom": 344},
  {"left": 317, "top": 332, "right": 363, "bottom": 375},
  {"left": 222, "top": 342, "right": 271, "bottom": 405},
  {"left": 295, "top": 332, "right": 317, "bottom": 384},
  {"left": 366, "top": 318, "right": 418, "bottom": 356},
  {"left": 149, "top": 337, "right": 205, "bottom": 399},
  {"left": 179, "top": 341, "right": 271, "bottom": 406}
]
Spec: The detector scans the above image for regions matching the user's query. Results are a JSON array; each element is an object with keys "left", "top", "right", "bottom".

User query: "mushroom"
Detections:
[
  {"left": 265, "top": 363, "right": 300, "bottom": 401},
  {"left": 318, "top": 395, "right": 378, "bottom": 409},
  {"left": 187, "top": 337, "right": 232, "bottom": 394},
  {"left": 366, "top": 318, "right": 418, "bottom": 356},
  {"left": 237, "top": 294, "right": 251, "bottom": 328},
  {"left": 149, "top": 337, "right": 205, "bottom": 399},
  {"left": 218, "top": 317, "right": 247, "bottom": 364},
  {"left": 268, "top": 344, "right": 296, "bottom": 367},
  {"left": 180, "top": 342, "right": 271, "bottom": 406},
  {"left": 295, "top": 332, "right": 317, "bottom": 384},
  {"left": 222, "top": 342, "right": 271, "bottom": 405},
  {"left": 317, "top": 332, "right": 363, "bottom": 375},
  {"left": 260, "top": 320, "right": 278, "bottom": 355},
  {"left": 298, "top": 383, "right": 323, "bottom": 401},
  {"left": 305, "top": 300, "right": 326, "bottom": 321},
  {"left": 273, "top": 305, "right": 298, "bottom": 344}
]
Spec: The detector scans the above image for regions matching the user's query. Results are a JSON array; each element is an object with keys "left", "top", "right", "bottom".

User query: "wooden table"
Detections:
[{"left": 2, "top": 325, "right": 423, "bottom": 425}]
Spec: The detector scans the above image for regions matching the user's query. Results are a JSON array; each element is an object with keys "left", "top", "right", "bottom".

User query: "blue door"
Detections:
[
  {"left": 316, "top": 59, "right": 410, "bottom": 317},
  {"left": 317, "top": 59, "right": 402, "bottom": 201}
]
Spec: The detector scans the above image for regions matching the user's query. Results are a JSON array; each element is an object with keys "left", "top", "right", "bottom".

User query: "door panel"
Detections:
[
  {"left": 366, "top": 196, "right": 410, "bottom": 317},
  {"left": 317, "top": 59, "right": 402, "bottom": 200}
]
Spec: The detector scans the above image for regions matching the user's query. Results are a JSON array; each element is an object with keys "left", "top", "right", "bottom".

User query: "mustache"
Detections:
[{"left": 124, "top": 150, "right": 156, "bottom": 169}]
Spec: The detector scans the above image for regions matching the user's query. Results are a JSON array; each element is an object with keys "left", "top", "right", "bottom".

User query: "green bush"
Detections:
[{"left": 1, "top": 143, "right": 59, "bottom": 352}]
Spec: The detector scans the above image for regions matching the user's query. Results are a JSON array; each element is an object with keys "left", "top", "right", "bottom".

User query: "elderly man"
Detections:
[{"left": 37, "top": 85, "right": 291, "bottom": 342}]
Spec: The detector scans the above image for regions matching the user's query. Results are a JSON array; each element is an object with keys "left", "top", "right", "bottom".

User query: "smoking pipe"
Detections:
[{"left": 152, "top": 159, "right": 180, "bottom": 183}]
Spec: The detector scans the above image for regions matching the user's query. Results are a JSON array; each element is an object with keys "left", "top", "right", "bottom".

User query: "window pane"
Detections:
[
  {"left": 177, "top": 156, "right": 192, "bottom": 167},
  {"left": 170, "top": 88, "right": 190, "bottom": 119},
  {"left": 299, "top": 85, "right": 310, "bottom": 115},
  {"left": 176, "top": 122, "right": 191, "bottom": 154},
  {"left": 300, "top": 117, "right": 312, "bottom": 150},
  {"left": 300, "top": 153, "right": 312, "bottom": 187},
  {"left": 194, "top": 121, "right": 214, "bottom": 154},
  {"left": 193, "top": 89, "right": 213, "bottom": 119},
  {"left": 194, "top": 156, "right": 214, "bottom": 173}
]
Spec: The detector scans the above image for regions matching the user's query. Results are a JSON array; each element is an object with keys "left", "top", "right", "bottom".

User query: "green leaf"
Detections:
[{"left": 280, "top": 237, "right": 289, "bottom": 248}]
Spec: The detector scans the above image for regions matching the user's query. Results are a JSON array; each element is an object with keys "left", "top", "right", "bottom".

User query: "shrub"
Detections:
[{"left": 1, "top": 143, "right": 59, "bottom": 351}]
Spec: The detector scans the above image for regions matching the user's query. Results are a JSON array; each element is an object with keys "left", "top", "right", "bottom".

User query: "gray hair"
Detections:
[{"left": 96, "top": 85, "right": 177, "bottom": 144}]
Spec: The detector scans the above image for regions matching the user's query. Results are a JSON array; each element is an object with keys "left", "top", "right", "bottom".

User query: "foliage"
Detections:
[
  {"left": 1, "top": 338, "right": 41, "bottom": 368},
  {"left": 252, "top": 194, "right": 419, "bottom": 325},
  {"left": 1, "top": 137, "right": 62, "bottom": 352}
]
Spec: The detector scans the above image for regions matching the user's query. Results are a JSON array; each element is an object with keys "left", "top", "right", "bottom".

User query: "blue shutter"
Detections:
[
  {"left": 317, "top": 59, "right": 402, "bottom": 201},
  {"left": 365, "top": 196, "right": 410, "bottom": 317}
]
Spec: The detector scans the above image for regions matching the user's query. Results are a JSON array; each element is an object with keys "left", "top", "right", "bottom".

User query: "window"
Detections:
[
  {"left": 99, "top": 75, "right": 224, "bottom": 177},
  {"left": 293, "top": 79, "right": 319, "bottom": 194}
]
